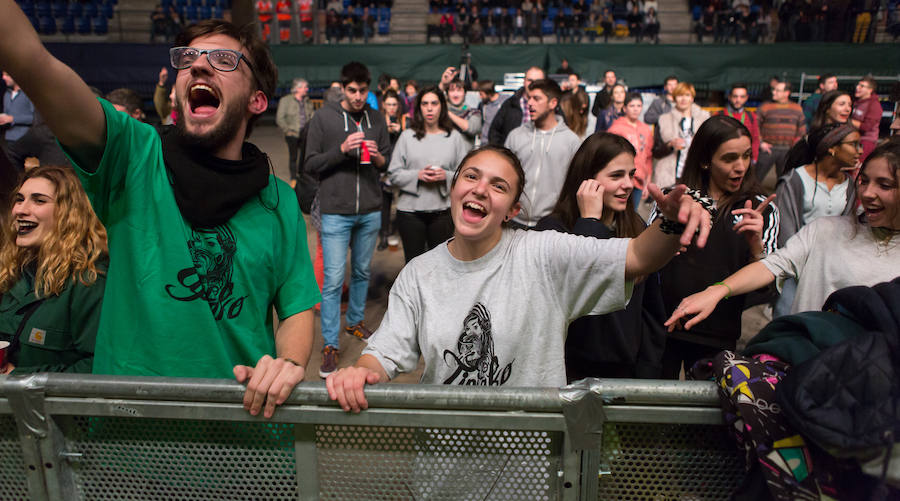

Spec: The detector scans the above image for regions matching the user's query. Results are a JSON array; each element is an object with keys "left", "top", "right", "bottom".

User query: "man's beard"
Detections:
[{"left": 174, "top": 97, "right": 245, "bottom": 154}]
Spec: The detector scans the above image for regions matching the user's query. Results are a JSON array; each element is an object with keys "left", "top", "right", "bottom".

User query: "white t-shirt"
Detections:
[
  {"left": 761, "top": 216, "right": 900, "bottom": 314},
  {"left": 364, "top": 228, "right": 633, "bottom": 388}
]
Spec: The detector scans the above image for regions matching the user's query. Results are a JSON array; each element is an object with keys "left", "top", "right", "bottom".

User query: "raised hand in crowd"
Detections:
[
  {"left": 576, "top": 178, "right": 605, "bottom": 219},
  {"left": 731, "top": 194, "right": 776, "bottom": 257}
]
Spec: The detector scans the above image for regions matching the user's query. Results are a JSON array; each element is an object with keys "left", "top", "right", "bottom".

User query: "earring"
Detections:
[{"left": 702, "top": 165, "right": 709, "bottom": 170}]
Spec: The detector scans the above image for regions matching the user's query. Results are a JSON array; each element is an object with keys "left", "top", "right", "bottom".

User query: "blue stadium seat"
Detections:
[
  {"left": 185, "top": 4, "right": 198, "bottom": 22},
  {"left": 51, "top": 0, "right": 67, "bottom": 18},
  {"left": 101, "top": 2, "right": 113, "bottom": 17},
  {"left": 547, "top": 6, "right": 558, "bottom": 19},
  {"left": 68, "top": 1, "right": 81, "bottom": 16},
  {"left": 213, "top": 6, "right": 223, "bottom": 17},
  {"left": 691, "top": 5, "right": 701, "bottom": 21},
  {"left": 563, "top": 7, "right": 572, "bottom": 15},
  {"left": 199, "top": 4, "right": 211, "bottom": 18},
  {"left": 77, "top": 14, "right": 91, "bottom": 33},
  {"left": 541, "top": 18, "right": 553, "bottom": 34},
  {"left": 378, "top": 6, "right": 390, "bottom": 20},
  {"left": 84, "top": 1, "right": 97, "bottom": 18},
  {"left": 38, "top": 15, "right": 56, "bottom": 34},
  {"left": 189, "top": 0, "right": 203, "bottom": 6},
  {"left": 377, "top": 18, "right": 389, "bottom": 34},
  {"left": 19, "top": 0, "right": 36, "bottom": 17},
  {"left": 160, "top": 0, "right": 172, "bottom": 7},
  {"left": 175, "top": 0, "right": 188, "bottom": 7},
  {"left": 35, "top": 0, "right": 50, "bottom": 17},
  {"left": 60, "top": 13, "right": 75, "bottom": 33},
  {"left": 93, "top": 15, "right": 107, "bottom": 34}
]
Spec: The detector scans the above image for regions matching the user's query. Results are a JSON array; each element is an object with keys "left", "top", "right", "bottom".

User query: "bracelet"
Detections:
[
  {"left": 713, "top": 281, "right": 732, "bottom": 299},
  {"left": 283, "top": 358, "right": 304, "bottom": 368},
  {"left": 657, "top": 187, "right": 718, "bottom": 235}
]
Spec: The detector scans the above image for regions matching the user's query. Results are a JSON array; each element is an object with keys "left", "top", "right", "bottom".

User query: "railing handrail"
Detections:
[{"left": 0, "top": 373, "right": 720, "bottom": 411}]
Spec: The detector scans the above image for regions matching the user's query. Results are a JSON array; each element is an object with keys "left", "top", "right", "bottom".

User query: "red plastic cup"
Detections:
[
  {"left": 0, "top": 340, "right": 9, "bottom": 369},
  {"left": 360, "top": 141, "right": 372, "bottom": 165}
]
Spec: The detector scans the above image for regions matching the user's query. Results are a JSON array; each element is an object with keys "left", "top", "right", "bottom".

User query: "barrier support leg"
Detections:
[{"left": 295, "top": 423, "right": 320, "bottom": 501}]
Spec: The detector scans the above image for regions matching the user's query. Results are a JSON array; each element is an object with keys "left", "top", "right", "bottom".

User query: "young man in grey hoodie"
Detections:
[
  {"left": 305, "top": 61, "right": 392, "bottom": 378},
  {"left": 504, "top": 79, "right": 581, "bottom": 228}
]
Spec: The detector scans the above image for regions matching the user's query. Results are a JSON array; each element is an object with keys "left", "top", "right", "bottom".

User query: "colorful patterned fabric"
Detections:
[{"left": 691, "top": 351, "right": 839, "bottom": 501}]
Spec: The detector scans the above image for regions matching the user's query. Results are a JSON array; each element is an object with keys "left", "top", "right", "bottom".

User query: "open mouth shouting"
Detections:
[
  {"left": 462, "top": 201, "right": 488, "bottom": 223},
  {"left": 188, "top": 83, "right": 221, "bottom": 118}
]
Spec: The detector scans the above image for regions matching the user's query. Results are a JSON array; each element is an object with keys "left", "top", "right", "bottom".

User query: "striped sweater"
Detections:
[{"left": 758, "top": 101, "right": 806, "bottom": 148}]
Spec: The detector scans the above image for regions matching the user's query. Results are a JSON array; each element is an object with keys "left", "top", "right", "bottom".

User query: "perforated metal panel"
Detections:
[
  {"left": 59, "top": 416, "right": 301, "bottom": 500},
  {"left": 597, "top": 422, "right": 745, "bottom": 501},
  {"left": 316, "top": 425, "right": 560, "bottom": 500},
  {"left": 0, "top": 414, "right": 31, "bottom": 501}
]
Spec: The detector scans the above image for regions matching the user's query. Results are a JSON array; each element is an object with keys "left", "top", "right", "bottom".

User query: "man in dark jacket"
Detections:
[
  {"left": 590, "top": 69, "right": 617, "bottom": 118},
  {"left": 305, "top": 61, "right": 391, "bottom": 378},
  {"left": 487, "top": 65, "right": 544, "bottom": 145}
]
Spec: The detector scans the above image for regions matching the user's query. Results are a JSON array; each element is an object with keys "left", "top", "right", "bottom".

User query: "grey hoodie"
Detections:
[
  {"left": 504, "top": 116, "right": 581, "bottom": 227},
  {"left": 305, "top": 100, "right": 392, "bottom": 214}
]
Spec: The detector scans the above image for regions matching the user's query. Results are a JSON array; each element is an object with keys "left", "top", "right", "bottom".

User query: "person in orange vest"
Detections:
[
  {"left": 298, "top": 0, "right": 313, "bottom": 42},
  {"left": 276, "top": 0, "right": 291, "bottom": 42},
  {"left": 257, "top": 0, "right": 273, "bottom": 42}
]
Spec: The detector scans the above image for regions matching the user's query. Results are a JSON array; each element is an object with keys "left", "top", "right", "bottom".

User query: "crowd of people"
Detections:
[
  {"left": 426, "top": 0, "right": 661, "bottom": 43},
  {"left": 2, "top": 2, "right": 900, "bottom": 493},
  {"left": 692, "top": 0, "right": 900, "bottom": 44}
]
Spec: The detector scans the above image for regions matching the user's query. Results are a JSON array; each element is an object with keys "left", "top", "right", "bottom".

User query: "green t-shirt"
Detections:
[{"left": 69, "top": 99, "right": 320, "bottom": 378}]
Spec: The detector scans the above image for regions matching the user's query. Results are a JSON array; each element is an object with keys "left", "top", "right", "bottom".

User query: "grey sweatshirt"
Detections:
[
  {"left": 304, "top": 100, "right": 392, "bottom": 214},
  {"left": 363, "top": 228, "right": 632, "bottom": 388},
  {"left": 504, "top": 117, "right": 581, "bottom": 227},
  {"left": 388, "top": 129, "right": 469, "bottom": 212}
]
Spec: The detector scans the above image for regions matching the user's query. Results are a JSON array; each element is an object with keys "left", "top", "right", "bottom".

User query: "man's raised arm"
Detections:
[{"left": 0, "top": 0, "right": 106, "bottom": 165}]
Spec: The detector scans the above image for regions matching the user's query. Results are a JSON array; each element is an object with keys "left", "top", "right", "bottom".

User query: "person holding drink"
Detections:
[
  {"left": 388, "top": 86, "right": 468, "bottom": 262},
  {"left": 305, "top": 61, "right": 392, "bottom": 377}
]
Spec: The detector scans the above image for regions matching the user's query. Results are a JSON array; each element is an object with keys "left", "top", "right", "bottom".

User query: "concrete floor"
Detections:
[{"left": 248, "top": 123, "right": 770, "bottom": 383}]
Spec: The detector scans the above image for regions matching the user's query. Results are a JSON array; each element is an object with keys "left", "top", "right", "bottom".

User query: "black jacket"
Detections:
[
  {"left": 777, "top": 277, "right": 900, "bottom": 459},
  {"left": 535, "top": 215, "right": 667, "bottom": 380},
  {"left": 304, "top": 100, "right": 392, "bottom": 214},
  {"left": 488, "top": 87, "right": 525, "bottom": 146}
]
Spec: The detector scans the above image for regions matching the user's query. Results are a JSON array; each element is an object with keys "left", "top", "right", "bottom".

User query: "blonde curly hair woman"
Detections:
[{"left": 0, "top": 165, "right": 107, "bottom": 374}]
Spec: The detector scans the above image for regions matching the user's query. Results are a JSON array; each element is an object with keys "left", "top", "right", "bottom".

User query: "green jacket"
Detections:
[
  {"left": 0, "top": 266, "right": 105, "bottom": 374},
  {"left": 275, "top": 95, "right": 315, "bottom": 137}
]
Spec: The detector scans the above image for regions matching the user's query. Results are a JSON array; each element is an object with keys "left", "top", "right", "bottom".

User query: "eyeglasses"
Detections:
[
  {"left": 839, "top": 140, "right": 863, "bottom": 150},
  {"left": 169, "top": 46, "right": 255, "bottom": 73}
]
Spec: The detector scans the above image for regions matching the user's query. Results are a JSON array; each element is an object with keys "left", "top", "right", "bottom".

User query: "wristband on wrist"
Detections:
[
  {"left": 657, "top": 187, "right": 717, "bottom": 235},
  {"left": 713, "top": 281, "right": 732, "bottom": 299},
  {"left": 283, "top": 358, "right": 304, "bottom": 368}
]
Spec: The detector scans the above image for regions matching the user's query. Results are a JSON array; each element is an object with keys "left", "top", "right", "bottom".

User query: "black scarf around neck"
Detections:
[{"left": 160, "top": 126, "right": 270, "bottom": 228}]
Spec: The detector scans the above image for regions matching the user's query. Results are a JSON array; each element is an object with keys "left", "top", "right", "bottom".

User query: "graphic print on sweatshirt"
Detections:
[
  {"left": 442, "top": 302, "right": 513, "bottom": 386},
  {"left": 165, "top": 225, "right": 247, "bottom": 320}
]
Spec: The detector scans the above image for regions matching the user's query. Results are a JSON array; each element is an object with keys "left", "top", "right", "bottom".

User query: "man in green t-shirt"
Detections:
[{"left": 0, "top": 7, "right": 320, "bottom": 419}]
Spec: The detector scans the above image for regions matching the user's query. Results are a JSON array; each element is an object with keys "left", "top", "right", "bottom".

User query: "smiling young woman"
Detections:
[
  {"left": 667, "top": 139, "right": 900, "bottom": 336},
  {"left": 326, "top": 143, "right": 716, "bottom": 413},
  {"left": 0, "top": 165, "right": 107, "bottom": 374},
  {"left": 536, "top": 133, "right": 666, "bottom": 380}
]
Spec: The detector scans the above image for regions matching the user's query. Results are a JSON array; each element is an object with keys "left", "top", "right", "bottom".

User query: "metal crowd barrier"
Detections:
[{"left": 0, "top": 374, "right": 745, "bottom": 500}]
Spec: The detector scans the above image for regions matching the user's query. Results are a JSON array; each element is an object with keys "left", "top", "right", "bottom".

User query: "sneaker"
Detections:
[
  {"left": 345, "top": 322, "right": 373, "bottom": 341},
  {"left": 377, "top": 237, "right": 388, "bottom": 251},
  {"left": 319, "top": 346, "right": 339, "bottom": 378}
]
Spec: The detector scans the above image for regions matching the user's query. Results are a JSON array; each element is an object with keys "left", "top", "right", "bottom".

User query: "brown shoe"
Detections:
[
  {"left": 319, "top": 346, "right": 339, "bottom": 378},
  {"left": 345, "top": 322, "right": 373, "bottom": 341}
]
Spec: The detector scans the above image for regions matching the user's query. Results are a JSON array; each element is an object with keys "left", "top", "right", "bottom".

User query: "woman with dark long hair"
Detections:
[
  {"left": 785, "top": 89, "right": 854, "bottom": 170},
  {"left": 0, "top": 165, "right": 107, "bottom": 374},
  {"left": 387, "top": 86, "right": 468, "bottom": 262},
  {"left": 654, "top": 115, "right": 779, "bottom": 378},
  {"left": 536, "top": 133, "right": 666, "bottom": 380},
  {"left": 376, "top": 89, "right": 406, "bottom": 251}
]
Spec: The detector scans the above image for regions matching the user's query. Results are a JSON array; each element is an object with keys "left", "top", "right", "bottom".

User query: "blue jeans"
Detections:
[{"left": 320, "top": 212, "right": 381, "bottom": 349}]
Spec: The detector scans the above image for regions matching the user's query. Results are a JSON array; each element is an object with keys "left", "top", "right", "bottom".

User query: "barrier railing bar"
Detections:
[
  {"left": 41, "top": 398, "right": 570, "bottom": 430},
  {"left": 4, "top": 375, "right": 50, "bottom": 501},
  {"left": 15, "top": 374, "right": 721, "bottom": 409}
]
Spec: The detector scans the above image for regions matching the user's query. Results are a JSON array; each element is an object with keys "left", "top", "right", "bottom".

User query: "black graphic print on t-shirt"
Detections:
[
  {"left": 442, "top": 302, "right": 513, "bottom": 386},
  {"left": 165, "top": 225, "right": 247, "bottom": 320}
]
